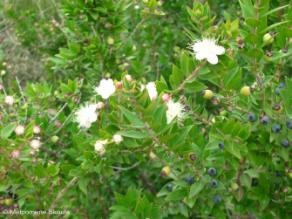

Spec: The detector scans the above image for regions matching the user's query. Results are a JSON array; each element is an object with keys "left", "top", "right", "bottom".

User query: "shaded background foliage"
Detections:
[{"left": 0, "top": 0, "right": 291, "bottom": 218}]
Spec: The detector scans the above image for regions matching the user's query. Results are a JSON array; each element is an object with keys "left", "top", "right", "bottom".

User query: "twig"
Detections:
[
  {"left": 110, "top": 161, "right": 141, "bottom": 171},
  {"left": 49, "top": 102, "right": 68, "bottom": 124},
  {"left": 48, "top": 177, "right": 78, "bottom": 213},
  {"left": 177, "top": 61, "right": 206, "bottom": 92}
]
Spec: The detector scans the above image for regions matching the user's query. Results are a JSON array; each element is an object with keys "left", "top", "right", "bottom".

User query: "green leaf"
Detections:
[
  {"left": 0, "top": 124, "right": 16, "bottom": 139},
  {"left": 119, "top": 106, "right": 144, "bottom": 128},
  {"left": 189, "top": 181, "right": 204, "bottom": 198},
  {"left": 224, "top": 67, "right": 242, "bottom": 90},
  {"left": 239, "top": 0, "right": 255, "bottom": 18},
  {"left": 78, "top": 178, "right": 89, "bottom": 195},
  {"left": 166, "top": 188, "right": 188, "bottom": 201},
  {"left": 118, "top": 130, "right": 149, "bottom": 139},
  {"left": 47, "top": 164, "right": 60, "bottom": 176}
]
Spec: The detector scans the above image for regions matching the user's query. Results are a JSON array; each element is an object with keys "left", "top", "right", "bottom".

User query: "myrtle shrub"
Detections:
[{"left": 0, "top": 0, "right": 291, "bottom": 218}]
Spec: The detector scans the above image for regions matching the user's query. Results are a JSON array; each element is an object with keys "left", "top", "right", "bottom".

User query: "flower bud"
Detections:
[
  {"left": 11, "top": 150, "right": 20, "bottom": 159},
  {"left": 162, "top": 93, "right": 171, "bottom": 103},
  {"left": 113, "top": 134, "right": 123, "bottom": 144},
  {"left": 30, "top": 139, "right": 42, "bottom": 150},
  {"left": 33, "top": 125, "right": 41, "bottom": 134},
  {"left": 96, "top": 101, "right": 105, "bottom": 110},
  {"left": 125, "top": 74, "right": 133, "bottom": 82},
  {"left": 115, "top": 81, "right": 123, "bottom": 89},
  {"left": 149, "top": 151, "right": 157, "bottom": 160},
  {"left": 15, "top": 125, "right": 25, "bottom": 136},
  {"left": 5, "top": 96, "right": 14, "bottom": 106}
]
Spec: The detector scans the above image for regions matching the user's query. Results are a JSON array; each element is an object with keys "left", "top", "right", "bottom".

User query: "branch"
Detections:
[
  {"left": 177, "top": 61, "right": 206, "bottom": 92},
  {"left": 48, "top": 177, "right": 78, "bottom": 212}
]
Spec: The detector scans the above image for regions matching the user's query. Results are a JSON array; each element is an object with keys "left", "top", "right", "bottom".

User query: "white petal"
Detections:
[
  {"left": 207, "top": 55, "right": 218, "bottom": 65},
  {"left": 214, "top": 45, "right": 225, "bottom": 55},
  {"left": 195, "top": 52, "right": 206, "bottom": 61}
]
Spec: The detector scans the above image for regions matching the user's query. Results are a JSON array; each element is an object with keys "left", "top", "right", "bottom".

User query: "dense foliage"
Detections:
[{"left": 0, "top": 0, "right": 291, "bottom": 218}]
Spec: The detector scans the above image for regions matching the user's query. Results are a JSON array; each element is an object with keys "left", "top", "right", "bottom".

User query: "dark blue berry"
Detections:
[
  {"left": 247, "top": 113, "right": 257, "bottom": 122},
  {"left": 208, "top": 167, "right": 217, "bottom": 177},
  {"left": 272, "top": 124, "right": 281, "bottom": 133},
  {"left": 260, "top": 115, "right": 270, "bottom": 125},
  {"left": 218, "top": 142, "right": 224, "bottom": 149},
  {"left": 279, "top": 82, "right": 285, "bottom": 89},
  {"left": 286, "top": 119, "right": 292, "bottom": 129},
  {"left": 210, "top": 179, "right": 218, "bottom": 188},
  {"left": 251, "top": 178, "right": 259, "bottom": 187},
  {"left": 166, "top": 183, "right": 173, "bottom": 192},
  {"left": 281, "top": 139, "right": 289, "bottom": 148},
  {"left": 275, "top": 171, "right": 282, "bottom": 177},
  {"left": 213, "top": 195, "right": 222, "bottom": 204},
  {"left": 184, "top": 176, "right": 195, "bottom": 185},
  {"left": 275, "top": 87, "right": 281, "bottom": 95}
]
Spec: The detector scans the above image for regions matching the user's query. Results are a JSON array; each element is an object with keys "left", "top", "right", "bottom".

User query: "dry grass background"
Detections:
[{"left": 0, "top": 0, "right": 62, "bottom": 83}]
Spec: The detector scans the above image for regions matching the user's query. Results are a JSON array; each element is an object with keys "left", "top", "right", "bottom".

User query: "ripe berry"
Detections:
[
  {"left": 286, "top": 119, "right": 292, "bottom": 129},
  {"left": 184, "top": 176, "right": 195, "bottom": 185},
  {"left": 275, "top": 171, "right": 282, "bottom": 177},
  {"left": 272, "top": 124, "right": 281, "bottom": 133},
  {"left": 218, "top": 142, "right": 224, "bottom": 149},
  {"left": 213, "top": 195, "right": 222, "bottom": 204},
  {"left": 275, "top": 87, "right": 281, "bottom": 95},
  {"left": 208, "top": 167, "right": 217, "bottom": 177},
  {"left": 279, "top": 82, "right": 285, "bottom": 88},
  {"left": 247, "top": 113, "right": 257, "bottom": 122},
  {"left": 210, "top": 179, "right": 218, "bottom": 188},
  {"left": 260, "top": 115, "right": 269, "bottom": 125},
  {"left": 166, "top": 183, "right": 173, "bottom": 192},
  {"left": 203, "top": 89, "right": 214, "bottom": 100},
  {"left": 240, "top": 86, "right": 251, "bottom": 96},
  {"left": 251, "top": 178, "right": 259, "bottom": 187},
  {"left": 281, "top": 139, "right": 289, "bottom": 148}
]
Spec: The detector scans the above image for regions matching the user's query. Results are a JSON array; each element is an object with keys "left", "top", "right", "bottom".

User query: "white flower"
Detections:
[
  {"left": 146, "top": 82, "right": 158, "bottom": 101},
  {"left": 30, "top": 139, "right": 42, "bottom": 150},
  {"left": 15, "top": 125, "right": 25, "bottom": 136},
  {"left": 166, "top": 100, "right": 185, "bottom": 124},
  {"left": 95, "top": 78, "right": 116, "bottom": 99},
  {"left": 140, "top": 84, "right": 146, "bottom": 91},
  {"left": 191, "top": 39, "right": 225, "bottom": 65},
  {"left": 5, "top": 96, "right": 14, "bottom": 106},
  {"left": 75, "top": 104, "right": 98, "bottom": 129},
  {"left": 94, "top": 140, "right": 107, "bottom": 155},
  {"left": 113, "top": 134, "right": 123, "bottom": 144}
]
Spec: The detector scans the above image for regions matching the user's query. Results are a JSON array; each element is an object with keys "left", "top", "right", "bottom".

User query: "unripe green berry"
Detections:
[
  {"left": 263, "top": 33, "right": 274, "bottom": 45},
  {"left": 240, "top": 86, "right": 251, "bottom": 96},
  {"left": 51, "top": 135, "right": 59, "bottom": 143},
  {"left": 231, "top": 182, "right": 239, "bottom": 191},
  {"left": 203, "top": 90, "right": 214, "bottom": 100}
]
